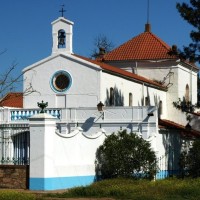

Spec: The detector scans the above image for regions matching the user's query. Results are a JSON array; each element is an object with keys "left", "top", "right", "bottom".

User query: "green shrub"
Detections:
[{"left": 96, "top": 130, "right": 157, "bottom": 180}]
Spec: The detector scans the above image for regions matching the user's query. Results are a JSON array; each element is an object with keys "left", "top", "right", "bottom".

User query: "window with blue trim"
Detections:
[{"left": 51, "top": 71, "right": 72, "bottom": 93}]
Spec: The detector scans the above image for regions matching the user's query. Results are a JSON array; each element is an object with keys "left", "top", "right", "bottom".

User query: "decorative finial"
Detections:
[
  {"left": 37, "top": 100, "right": 48, "bottom": 113},
  {"left": 145, "top": 23, "right": 151, "bottom": 32},
  {"left": 59, "top": 4, "right": 66, "bottom": 17}
]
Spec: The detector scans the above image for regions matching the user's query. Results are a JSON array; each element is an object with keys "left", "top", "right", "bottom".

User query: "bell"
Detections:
[{"left": 58, "top": 31, "right": 66, "bottom": 46}]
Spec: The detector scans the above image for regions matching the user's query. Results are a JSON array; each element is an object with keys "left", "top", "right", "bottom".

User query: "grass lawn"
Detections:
[
  {"left": 1, "top": 178, "right": 200, "bottom": 200},
  {"left": 45, "top": 178, "right": 200, "bottom": 200}
]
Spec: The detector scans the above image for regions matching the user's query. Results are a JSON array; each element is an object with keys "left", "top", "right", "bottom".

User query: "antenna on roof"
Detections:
[
  {"left": 145, "top": 0, "right": 151, "bottom": 32},
  {"left": 147, "top": 0, "right": 150, "bottom": 23}
]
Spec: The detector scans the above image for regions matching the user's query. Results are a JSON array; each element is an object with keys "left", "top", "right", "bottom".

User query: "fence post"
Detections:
[{"left": 29, "top": 113, "right": 56, "bottom": 190}]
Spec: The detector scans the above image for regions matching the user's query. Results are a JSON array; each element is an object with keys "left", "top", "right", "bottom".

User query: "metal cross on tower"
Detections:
[{"left": 59, "top": 5, "right": 66, "bottom": 17}]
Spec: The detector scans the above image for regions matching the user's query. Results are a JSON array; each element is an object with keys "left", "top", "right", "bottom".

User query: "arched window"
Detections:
[
  {"left": 109, "top": 87, "right": 114, "bottom": 106},
  {"left": 185, "top": 84, "right": 189, "bottom": 103},
  {"left": 58, "top": 29, "right": 66, "bottom": 48},
  {"left": 129, "top": 93, "right": 133, "bottom": 106},
  {"left": 159, "top": 100, "right": 163, "bottom": 116},
  {"left": 145, "top": 97, "right": 150, "bottom": 106}
]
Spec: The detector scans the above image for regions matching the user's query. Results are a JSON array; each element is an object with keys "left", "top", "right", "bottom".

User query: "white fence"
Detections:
[{"left": 0, "top": 106, "right": 157, "bottom": 165}]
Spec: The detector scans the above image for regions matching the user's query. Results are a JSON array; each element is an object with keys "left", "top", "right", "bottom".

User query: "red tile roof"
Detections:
[
  {"left": 73, "top": 54, "right": 167, "bottom": 90},
  {"left": 103, "top": 31, "right": 178, "bottom": 61},
  {"left": 189, "top": 111, "right": 200, "bottom": 116},
  {"left": 159, "top": 119, "right": 200, "bottom": 138},
  {"left": 0, "top": 92, "right": 23, "bottom": 108}
]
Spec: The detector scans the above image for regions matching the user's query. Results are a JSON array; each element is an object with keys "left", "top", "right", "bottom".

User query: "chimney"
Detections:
[
  {"left": 98, "top": 47, "right": 106, "bottom": 60},
  {"left": 145, "top": 23, "right": 151, "bottom": 32}
]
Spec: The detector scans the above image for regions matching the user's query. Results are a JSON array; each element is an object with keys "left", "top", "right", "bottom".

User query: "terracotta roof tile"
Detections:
[
  {"left": 73, "top": 54, "right": 166, "bottom": 90},
  {"left": 192, "top": 112, "right": 200, "bottom": 116},
  {"left": 0, "top": 92, "right": 23, "bottom": 108},
  {"left": 159, "top": 119, "right": 200, "bottom": 138},
  {"left": 103, "top": 31, "right": 178, "bottom": 61}
]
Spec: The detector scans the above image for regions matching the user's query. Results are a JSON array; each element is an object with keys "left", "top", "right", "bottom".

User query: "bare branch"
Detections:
[
  {"left": 0, "top": 49, "right": 7, "bottom": 56},
  {"left": 0, "top": 62, "right": 22, "bottom": 96},
  {"left": 23, "top": 83, "right": 40, "bottom": 96},
  {"left": 90, "top": 34, "right": 115, "bottom": 59},
  {"left": 0, "top": 52, "right": 39, "bottom": 99}
]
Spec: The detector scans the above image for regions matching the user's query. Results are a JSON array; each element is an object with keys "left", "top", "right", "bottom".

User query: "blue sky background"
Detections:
[{"left": 0, "top": 0, "right": 192, "bottom": 91}]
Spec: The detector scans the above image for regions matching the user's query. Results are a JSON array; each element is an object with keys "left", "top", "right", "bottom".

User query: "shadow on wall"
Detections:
[
  {"left": 81, "top": 117, "right": 96, "bottom": 132},
  {"left": 190, "top": 114, "right": 200, "bottom": 131},
  {"left": 104, "top": 86, "right": 124, "bottom": 106},
  {"left": 154, "top": 94, "right": 163, "bottom": 118},
  {"left": 138, "top": 88, "right": 162, "bottom": 114},
  {"left": 138, "top": 87, "right": 151, "bottom": 106},
  {"left": 160, "top": 130, "right": 183, "bottom": 175}
]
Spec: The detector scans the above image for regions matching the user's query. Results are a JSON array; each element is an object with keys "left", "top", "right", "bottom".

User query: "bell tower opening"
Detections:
[
  {"left": 58, "top": 29, "right": 66, "bottom": 48},
  {"left": 51, "top": 17, "right": 74, "bottom": 54}
]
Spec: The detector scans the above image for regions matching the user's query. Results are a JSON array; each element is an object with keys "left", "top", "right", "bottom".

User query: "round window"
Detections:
[{"left": 51, "top": 71, "right": 72, "bottom": 93}]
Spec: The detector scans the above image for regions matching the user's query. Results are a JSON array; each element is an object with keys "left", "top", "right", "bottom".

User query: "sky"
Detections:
[{"left": 0, "top": 0, "right": 192, "bottom": 91}]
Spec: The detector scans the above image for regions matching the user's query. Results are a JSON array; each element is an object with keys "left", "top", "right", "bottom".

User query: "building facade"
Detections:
[{"left": 0, "top": 16, "right": 199, "bottom": 190}]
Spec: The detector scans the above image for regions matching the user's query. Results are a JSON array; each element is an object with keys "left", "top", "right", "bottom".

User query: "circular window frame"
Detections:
[{"left": 50, "top": 70, "right": 72, "bottom": 93}]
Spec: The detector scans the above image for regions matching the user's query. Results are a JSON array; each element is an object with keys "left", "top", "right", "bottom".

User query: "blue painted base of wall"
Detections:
[
  {"left": 156, "top": 170, "right": 180, "bottom": 179},
  {"left": 30, "top": 175, "right": 95, "bottom": 190}
]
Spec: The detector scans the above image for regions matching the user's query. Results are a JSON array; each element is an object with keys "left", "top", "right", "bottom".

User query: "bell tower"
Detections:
[{"left": 51, "top": 17, "right": 74, "bottom": 54}]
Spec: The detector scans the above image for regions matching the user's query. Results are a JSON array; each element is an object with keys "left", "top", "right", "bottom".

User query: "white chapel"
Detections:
[{"left": 0, "top": 15, "right": 200, "bottom": 190}]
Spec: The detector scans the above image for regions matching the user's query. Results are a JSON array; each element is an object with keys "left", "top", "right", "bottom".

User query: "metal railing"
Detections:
[
  {"left": 156, "top": 153, "right": 181, "bottom": 179},
  {"left": 0, "top": 131, "right": 30, "bottom": 165}
]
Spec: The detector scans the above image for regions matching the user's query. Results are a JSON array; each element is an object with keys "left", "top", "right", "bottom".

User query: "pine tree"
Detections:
[{"left": 177, "top": 1, "right": 200, "bottom": 63}]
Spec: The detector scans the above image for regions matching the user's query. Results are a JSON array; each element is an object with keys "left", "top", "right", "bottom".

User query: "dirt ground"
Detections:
[
  {"left": 39, "top": 198, "right": 114, "bottom": 200},
  {"left": 16, "top": 189, "right": 115, "bottom": 200}
]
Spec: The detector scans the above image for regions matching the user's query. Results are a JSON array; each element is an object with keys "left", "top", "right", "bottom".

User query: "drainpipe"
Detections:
[
  {"left": 142, "top": 83, "right": 145, "bottom": 106},
  {"left": 135, "top": 61, "right": 138, "bottom": 74},
  {"left": 190, "top": 65, "right": 193, "bottom": 103}
]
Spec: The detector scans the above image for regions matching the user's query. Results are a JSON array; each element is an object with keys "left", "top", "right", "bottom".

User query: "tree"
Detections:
[
  {"left": 0, "top": 49, "right": 36, "bottom": 99},
  {"left": 179, "top": 139, "right": 200, "bottom": 177},
  {"left": 198, "top": 75, "right": 200, "bottom": 103},
  {"left": 96, "top": 130, "right": 157, "bottom": 180},
  {"left": 90, "top": 34, "right": 114, "bottom": 59},
  {"left": 176, "top": 1, "right": 200, "bottom": 63}
]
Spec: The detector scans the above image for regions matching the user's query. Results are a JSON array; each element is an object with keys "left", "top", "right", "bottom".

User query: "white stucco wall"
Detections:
[
  {"left": 166, "top": 64, "right": 198, "bottom": 125},
  {"left": 29, "top": 107, "right": 159, "bottom": 190},
  {"left": 177, "top": 65, "right": 197, "bottom": 104},
  {"left": 101, "top": 72, "right": 167, "bottom": 118},
  {"left": 106, "top": 60, "right": 178, "bottom": 82},
  {"left": 132, "top": 62, "right": 197, "bottom": 125},
  {"left": 23, "top": 55, "right": 101, "bottom": 109},
  {"left": 105, "top": 60, "right": 198, "bottom": 124}
]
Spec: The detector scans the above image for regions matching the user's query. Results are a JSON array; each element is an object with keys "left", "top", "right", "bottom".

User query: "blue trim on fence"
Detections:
[
  {"left": 10, "top": 109, "right": 61, "bottom": 121},
  {"left": 156, "top": 170, "right": 181, "bottom": 179},
  {"left": 29, "top": 175, "right": 95, "bottom": 190}
]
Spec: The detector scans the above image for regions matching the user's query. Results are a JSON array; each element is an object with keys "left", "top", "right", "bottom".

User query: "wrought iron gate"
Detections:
[{"left": 0, "top": 128, "right": 30, "bottom": 165}]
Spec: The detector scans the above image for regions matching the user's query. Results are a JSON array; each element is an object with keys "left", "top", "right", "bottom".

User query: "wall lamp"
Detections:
[
  {"left": 147, "top": 107, "right": 156, "bottom": 117},
  {"left": 148, "top": 112, "right": 154, "bottom": 117},
  {"left": 97, "top": 101, "right": 104, "bottom": 120}
]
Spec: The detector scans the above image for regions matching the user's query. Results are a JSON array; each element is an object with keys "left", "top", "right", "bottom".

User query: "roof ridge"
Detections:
[
  {"left": 73, "top": 54, "right": 166, "bottom": 90},
  {"left": 147, "top": 31, "right": 171, "bottom": 52},
  {"left": 159, "top": 119, "right": 200, "bottom": 137},
  {"left": 103, "top": 31, "right": 177, "bottom": 61}
]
